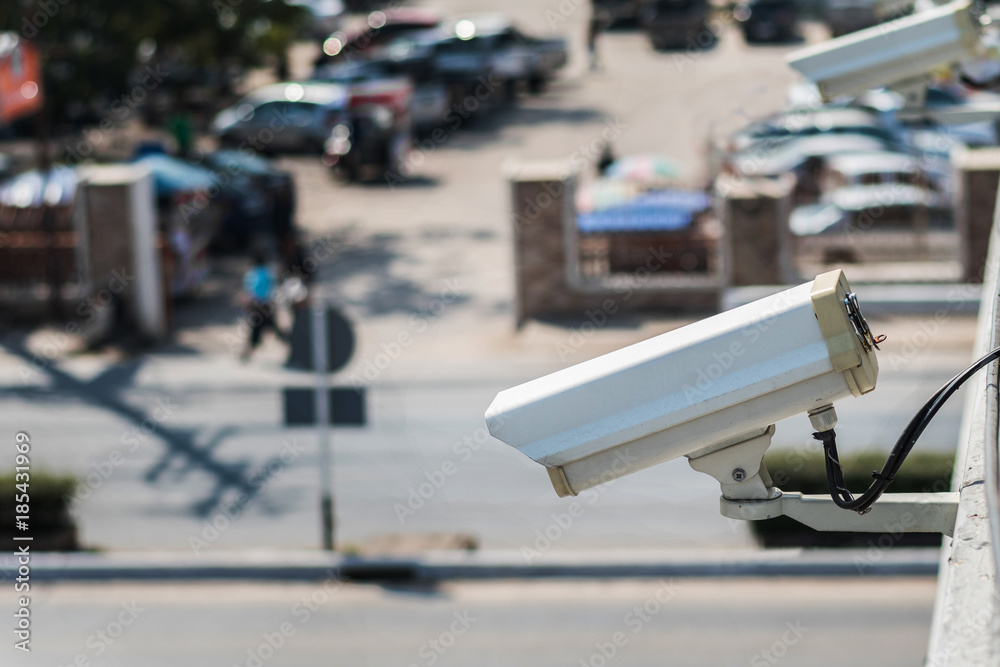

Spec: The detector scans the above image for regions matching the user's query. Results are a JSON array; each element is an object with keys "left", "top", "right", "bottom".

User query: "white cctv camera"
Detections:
[
  {"left": 787, "top": 0, "right": 983, "bottom": 102},
  {"left": 486, "top": 270, "right": 880, "bottom": 499},
  {"left": 487, "top": 270, "right": 970, "bottom": 537}
]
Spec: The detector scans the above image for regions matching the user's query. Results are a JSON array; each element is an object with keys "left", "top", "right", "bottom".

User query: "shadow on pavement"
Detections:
[
  {"left": 0, "top": 332, "right": 280, "bottom": 519},
  {"left": 315, "top": 229, "right": 474, "bottom": 318}
]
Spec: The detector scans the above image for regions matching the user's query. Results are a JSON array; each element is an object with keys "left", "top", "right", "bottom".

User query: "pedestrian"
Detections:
[
  {"left": 240, "top": 252, "right": 287, "bottom": 362},
  {"left": 587, "top": 9, "right": 607, "bottom": 71},
  {"left": 597, "top": 141, "right": 616, "bottom": 176},
  {"left": 167, "top": 105, "right": 194, "bottom": 159}
]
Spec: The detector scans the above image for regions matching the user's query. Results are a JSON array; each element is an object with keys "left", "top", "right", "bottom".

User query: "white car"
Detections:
[{"left": 211, "top": 82, "right": 349, "bottom": 153}]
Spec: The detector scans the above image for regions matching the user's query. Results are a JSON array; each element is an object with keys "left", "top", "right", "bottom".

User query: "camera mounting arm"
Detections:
[
  {"left": 687, "top": 406, "right": 960, "bottom": 536},
  {"left": 720, "top": 490, "right": 960, "bottom": 537}
]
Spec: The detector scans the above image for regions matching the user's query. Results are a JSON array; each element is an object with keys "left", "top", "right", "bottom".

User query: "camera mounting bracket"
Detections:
[
  {"left": 687, "top": 408, "right": 959, "bottom": 536},
  {"left": 687, "top": 425, "right": 779, "bottom": 501}
]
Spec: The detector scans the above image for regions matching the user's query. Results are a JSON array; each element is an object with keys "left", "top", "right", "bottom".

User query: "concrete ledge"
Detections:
[
  {"left": 0, "top": 548, "right": 940, "bottom": 582},
  {"left": 926, "top": 183, "right": 1000, "bottom": 665}
]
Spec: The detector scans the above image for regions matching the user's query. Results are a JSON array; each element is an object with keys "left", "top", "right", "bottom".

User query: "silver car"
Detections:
[{"left": 211, "top": 82, "right": 349, "bottom": 153}]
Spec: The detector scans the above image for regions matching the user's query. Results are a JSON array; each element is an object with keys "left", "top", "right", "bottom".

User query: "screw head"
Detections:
[{"left": 732, "top": 468, "right": 746, "bottom": 482}]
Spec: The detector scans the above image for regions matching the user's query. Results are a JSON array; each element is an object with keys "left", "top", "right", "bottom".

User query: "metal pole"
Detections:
[
  {"left": 31, "top": 44, "right": 59, "bottom": 318},
  {"left": 311, "top": 303, "right": 335, "bottom": 551}
]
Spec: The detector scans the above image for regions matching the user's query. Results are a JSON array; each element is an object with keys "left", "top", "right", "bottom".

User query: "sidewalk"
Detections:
[{"left": 4, "top": 284, "right": 981, "bottom": 392}]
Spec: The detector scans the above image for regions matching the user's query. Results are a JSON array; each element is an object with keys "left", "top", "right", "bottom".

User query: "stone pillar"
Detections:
[
  {"left": 508, "top": 162, "right": 577, "bottom": 326},
  {"left": 953, "top": 147, "right": 1000, "bottom": 284},
  {"left": 77, "top": 165, "right": 166, "bottom": 339},
  {"left": 717, "top": 173, "right": 795, "bottom": 287}
]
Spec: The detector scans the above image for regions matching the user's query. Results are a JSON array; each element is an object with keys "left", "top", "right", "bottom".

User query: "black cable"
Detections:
[
  {"left": 814, "top": 345, "right": 1000, "bottom": 514},
  {"left": 959, "top": 73, "right": 1000, "bottom": 91}
]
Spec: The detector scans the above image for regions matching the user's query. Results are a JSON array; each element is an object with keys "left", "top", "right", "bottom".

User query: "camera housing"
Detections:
[
  {"left": 486, "top": 270, "right": 880, "bottom": 497},
  {"left": 786, "top": 0, "right": 982, "bottom": 102}
]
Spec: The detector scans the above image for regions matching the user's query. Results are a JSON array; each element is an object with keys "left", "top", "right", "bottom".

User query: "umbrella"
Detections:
[
  {"left": 132, "top": 154, "right": 218, "bottom": 197},
  {"left": 577, "top": 189, "right": 710, "bottom": 234},
  {"left": 604, "top": 154, "right": 681, "bottom": 182}
]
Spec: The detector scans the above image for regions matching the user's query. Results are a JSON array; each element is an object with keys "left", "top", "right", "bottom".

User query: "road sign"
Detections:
[
  {"left": 282, "top": 387, "right": 367, "bottom": 426},
  {"left": 286, "top": 306, "right": 355, "bottom": 373}
]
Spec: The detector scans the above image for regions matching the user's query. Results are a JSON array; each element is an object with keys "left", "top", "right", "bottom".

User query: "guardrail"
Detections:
[{"left": 925, "top": 181, "right": 1000, "bottom": 665}]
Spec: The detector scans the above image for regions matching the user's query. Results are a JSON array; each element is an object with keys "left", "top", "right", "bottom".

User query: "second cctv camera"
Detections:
[
  {"left": 786, "top": 0, "right": 983, "bottom": 101},
  {"left": 485, "top": 270, "right": 880, "bottom": 498}
]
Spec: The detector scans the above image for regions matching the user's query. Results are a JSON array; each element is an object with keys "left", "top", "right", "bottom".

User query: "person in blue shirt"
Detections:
[{"left": 241, "top": 252, "right": 287, "bottom": 361}]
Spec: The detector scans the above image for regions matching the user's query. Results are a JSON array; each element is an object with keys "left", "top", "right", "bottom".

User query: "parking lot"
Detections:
[{"left": 183, "top": 4, "right": 817, "bottom": 353}]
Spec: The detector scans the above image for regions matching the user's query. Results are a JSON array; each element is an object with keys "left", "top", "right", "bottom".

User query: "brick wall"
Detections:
[
  {"left": 716, "top": 173, "right": 795, "bottom": 287},
  {"left": 953, "top": 147, "right": 1000, "bottom": 283},
  {"left": 508, "top": 163, "right": 719, "bottom": 325}
]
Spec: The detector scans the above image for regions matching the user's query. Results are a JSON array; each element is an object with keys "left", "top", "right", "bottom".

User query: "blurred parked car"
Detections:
[
  {"left": 433, "top": 15, "right": 568, "bottom": 96},
  {"left": 211, "top": 82, "right": 349, "bottom": 154},
  {"left": 372, "top": 30, "right": 472, "bottom": 113},
  {"left": 850, "top": 85, "right": 999, "bottom": 150},
  {"left": 639, "top": 0, "right": 712, "bottom": 51},
  {"left": 728, "top": 107, "right": 902, "bottom": 154},
  {"left": 900, "top": 87, "right": 1000, "bottom": 147},
  {"left": 790, "top": 184, "right": 950, "bottom": 236},
  {"left": 818, "top": 149, "right": 950, "bottom": 214},
  {"left": 820, "top": 151, "right": 926, "bottom": 191},
  {"left": 594, "top": 0, "right": 645, "bottom": 25},
  {"left": 735, "top": 0, "right": 799, "bottom": 42},
  {"left": 200, "top": 150, "right": 296, "bottom": 248},
  {"left": 322, "top": 80, "right": 413, "bottom": 181},
  {"left": 316, "top": 8, "right": 441, "bottom": 65},
  {"left": 728, "top": 132, "right": 896, "bottom": 205},
  {"left": 313, "top": 58, "right": 449, "bottom": 133},
  {"left": 727, "top": 133, "right": 893, "bottom": 178}
]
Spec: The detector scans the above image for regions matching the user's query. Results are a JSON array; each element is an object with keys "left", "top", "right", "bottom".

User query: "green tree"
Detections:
[{"left": 0, "top": 0, "right": 309, "bottom": 126}]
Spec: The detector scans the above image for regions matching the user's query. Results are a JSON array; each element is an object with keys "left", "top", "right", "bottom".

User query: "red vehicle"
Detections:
[
  {"left": 316, "top": 8, "right": 440, "bottom": 65},
  {"left": 322, "top": 77, "right": 413, "bottom": 181}
]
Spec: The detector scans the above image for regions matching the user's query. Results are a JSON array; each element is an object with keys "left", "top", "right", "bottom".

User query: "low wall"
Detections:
[
  {"left": 953, "top": 147, "right": 1000, "bottom": 284},
  {"left": 926, "top": 151, "right": 1000, "bottom": 665},
  {"left": 508, "top": 163, "right": 795, "bottom": 325}
]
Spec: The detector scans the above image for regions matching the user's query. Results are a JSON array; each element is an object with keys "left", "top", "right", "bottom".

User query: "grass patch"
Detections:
[{"left": 0, "top": 470, "right": 80, "bottom": 551}]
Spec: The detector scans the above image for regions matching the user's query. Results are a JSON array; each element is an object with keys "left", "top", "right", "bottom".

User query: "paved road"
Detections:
[{"left": 2, "top": 578, "right": 936, "bottom": 667}]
